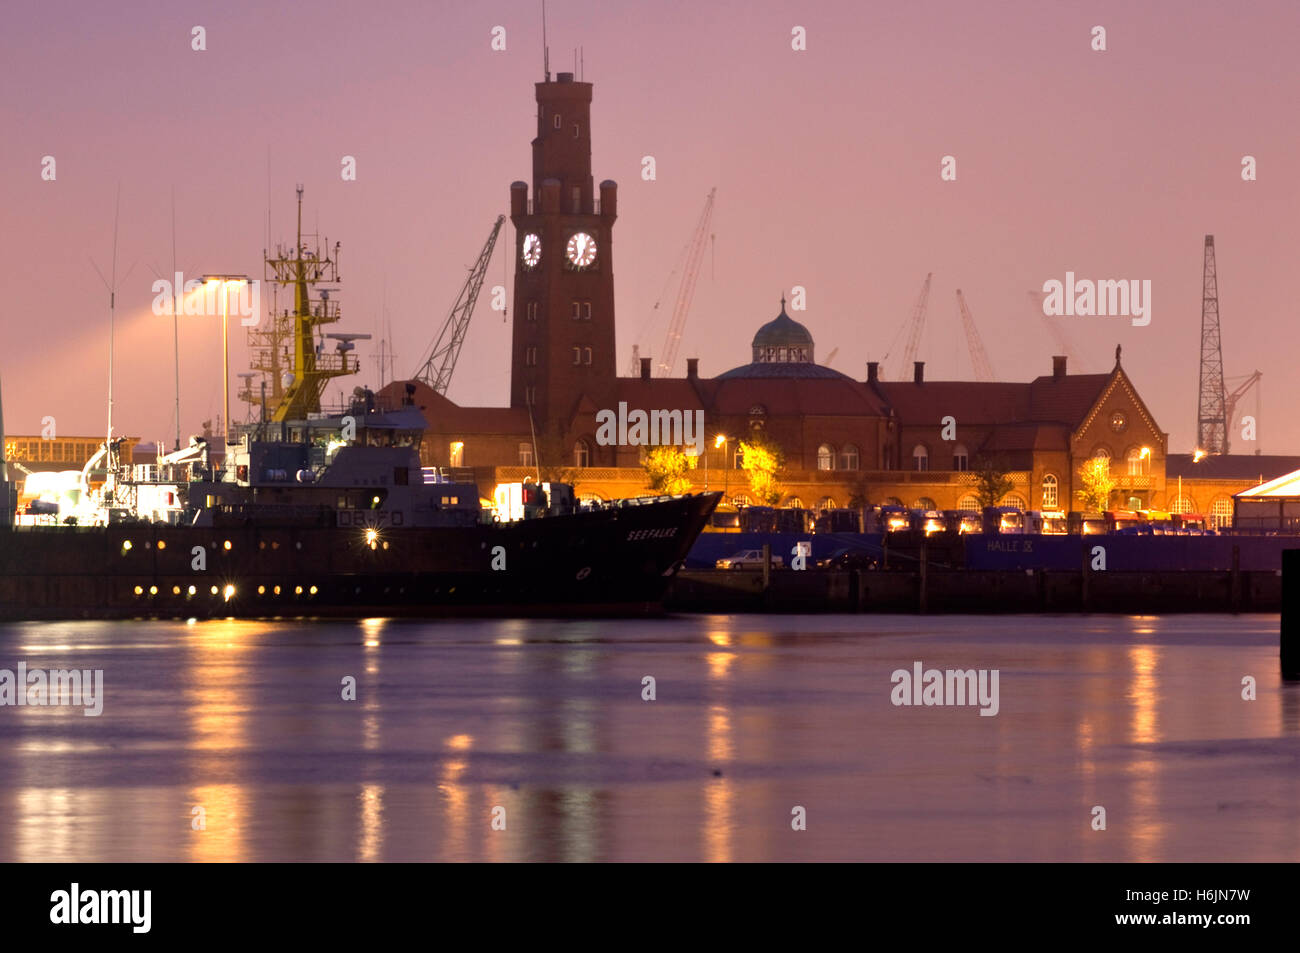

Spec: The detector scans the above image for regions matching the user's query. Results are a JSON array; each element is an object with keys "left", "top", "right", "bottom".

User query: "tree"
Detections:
[
  {"left": 1075, "top": 458, "right": 1115, "bottom": 513},
  {"left": 738, "top": 431, "right": 785, "bottom": 505},
  {"left": 643, "top": 445, "right": 696, "bottom": 495},
  {"left": 973, "top": 454, "right": 1015, "bottom": 508}
]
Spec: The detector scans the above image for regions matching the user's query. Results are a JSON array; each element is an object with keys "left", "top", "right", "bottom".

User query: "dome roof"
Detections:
[
  {"left": 752, "top": 304, "right": 813, "bottom": 351},
  {"left": 715, "top": 361, "right": 853, "bottom": 381}
]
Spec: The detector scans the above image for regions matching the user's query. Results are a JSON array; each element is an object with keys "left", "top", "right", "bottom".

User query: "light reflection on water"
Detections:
[{"left": 0, "top": 613, "right": 1295, "bottom": 862}]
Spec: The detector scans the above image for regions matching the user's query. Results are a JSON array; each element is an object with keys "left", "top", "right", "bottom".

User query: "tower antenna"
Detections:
[{"left": 542, "top": 0, "right": 550, "bottom": 80}]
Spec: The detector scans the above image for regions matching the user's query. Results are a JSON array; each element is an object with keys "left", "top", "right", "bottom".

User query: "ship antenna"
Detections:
[{"left": 171, "top": 186, "right": 182, "bottom": 451}]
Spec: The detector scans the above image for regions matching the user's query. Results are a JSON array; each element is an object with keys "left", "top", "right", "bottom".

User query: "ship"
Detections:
[{"left": 0, "top": 191, "right": 719, "bottom": 621}]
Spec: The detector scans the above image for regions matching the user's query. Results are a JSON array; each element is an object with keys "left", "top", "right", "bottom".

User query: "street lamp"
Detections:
[
  {"left": 714, "top": 434, "right": 730, "bottom": 500},
  {"left": 202, "top": 274, "right": 251, "bottom": 443}
]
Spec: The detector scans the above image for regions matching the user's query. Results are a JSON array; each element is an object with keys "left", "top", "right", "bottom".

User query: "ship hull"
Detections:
[{"left": 0, "top": 493, "right": 719, "bottom": 621}]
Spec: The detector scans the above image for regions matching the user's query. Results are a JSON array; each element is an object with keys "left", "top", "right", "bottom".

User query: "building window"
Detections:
[
  {"left": 524, "top": 385, "right": 536, "bottom": 405},
  {"left": 952, "top": 443, "right": 969, "bottom": 471},
  {"left": 449, "top": 441, "right": 464, "bottom": 467},
  {"left": 839, "top": 444, "right": 859, "bottom": 470},
  {"left": 572, "top": 186, "right": 581, "bottom": 213},
  {"left": 885, "top": 497, "right": 904, "bottom": 507},
  {"left": 817, "top": 444, "right": 834, "bottom": 470},
  {"left": 553, "top": 113, "right": 562, "bottom": 129},
  {"left": 1210, "top": 496, "right": 1233, "bottom": 529},
  {"left": 1092, "top": 447, "right": 1111, "bottom": 472},
  {"left": 573, "top": 440, "right": 591, "bottom": 468},
  {"left": 731, "top": 494, "right": 750, "bottom": 507},
  {"left": 1171, "top": 496, "right": 1194, "bottom": 514},
  {"left": 1127, "top": 447, "right": 1149, "bottom": 476},
  {"left": 527, "top": 301, "right": 538, "bottom": 321},
  {"left": 525, "top": 346, "right": 537, "bottom": 366},
  {"left": 519, "top": 443, "right": 535, "bottom": 467},
  {"left": 785, "top": 497, "right": 803, "bottom": 509},
  {"left": 912, "top": 444, "right": 929, "bottom": 471},
  {"left": 913, "top": 497, "right": 937, "bottom": 510},
  {"left": 1001, "top": 493, "right": 1027, "bottom": 511},
  {"left": 957, "top": 494, "right": 981, "bottom": 513},
  {"left": 733, "top": 446, "right": 744, "bottom": 469},
  {"left": 583, "top": 347, "right": 592, "bottom": 365},
  {"left": 571, "top": 300, "right": 592, "bottom": 320},
  {"left": 1042, "top": 474, "right": 1059, "bottom": 508},
  {"left": 816, "top": 496, "right": 837, "bottom": 512},
  {"left": 572, "top": 346, "right": 581, "bottom": 365}
]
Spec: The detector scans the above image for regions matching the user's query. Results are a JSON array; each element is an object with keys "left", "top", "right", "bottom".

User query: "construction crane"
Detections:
[
  {"left": 655, "top": 188, "right": 715, "bottom": 377},
  {"left": 882, "top": 273, "right": 932, "bottom": 381},
  {"left": 955, "top": 289, "right": 995, "bottom": 382},
  {"left": 822, "top": 346, "right": 839, "bottom": 368},
  {"left": 1223, "top": 370, "right": 1262, "bottom": 455},
  {"left": 1028, "top": 289, "right": 1082, "bottom": 370},
  {"left": 413, "top": 214, "right": 505, "bottom": 394}
]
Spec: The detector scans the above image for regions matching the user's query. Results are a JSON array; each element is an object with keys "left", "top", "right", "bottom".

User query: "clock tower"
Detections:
[{"left": 509, "top": 72, "right": 619, "bottom": 430}]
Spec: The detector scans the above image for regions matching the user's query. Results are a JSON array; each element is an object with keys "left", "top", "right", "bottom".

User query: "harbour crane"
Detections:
[
  {"left": 655, "top": 187, "right": 715, "bottom": 377},
  {"left": 413, "top": 215, "right": 506, "bottom": 394},
  {"left": 1223, "top": 370, "right": 1262, "bottom": 455},
  {"left": 955, "top": 289, "right": 996, "bottom": 382},
  {"left": 881, "top": 273, "right": 932, "bottom": 381},
  {"left": 1028, "top": 289, "right": 1082, "bottom": 369}
]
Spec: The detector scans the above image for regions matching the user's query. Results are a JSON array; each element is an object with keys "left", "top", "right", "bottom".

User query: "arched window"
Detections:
[
  {"left": 957, "top": 494, "right": 981, "bottom": 513},
  {"left": 1042, "top": 474, "right": 1059, "bottom": 508},
  {"left": 579, "top": 492, "right": 604, "bottom": 503},
  {"left": 1092, "top": 447, "right": 1111, "bottom": 472},
  {"left": 885, "top": 497, "right": 904, "bottom": 507},
  {"left": 1001, "top": 493, "right": 1027, "bottom": 511},
  {"left": 912, "top": 444, "right": 929, "bottom": 471},
  {"left": 1210, "top": 496, "right": 1233, "bottom": 529},
  {"left": 913, "top": 497, "right": 937, "bottom": 510},
  {"left": 1171, "top": 496, "right": 1194, "bottom": 515},
  {"left": 816, "top": 496, "right": 837, "bottom": 512},
  {"left": 785, "top": 497, "right": 803, "bottom": 509},
  {"left": 573, "top": 439, "right": 591, "bottom": 468},
  {"left": 733, "top": 445, "right": 745, "bottom": 469},
  {"left": 1126, "top": 447, "right": 1149, "bottom": 476},
  {"left": 952, "top": 443, "right": 969, "bottom": 471},
  {"left": 730, "top": 494, "right": 751, "bottom": 508},
  {"left": 839, "top": 444, "right": 859, "bottom": 470},
  {"left": 817, "top": 444, "right": 835, "bottom": 470}
]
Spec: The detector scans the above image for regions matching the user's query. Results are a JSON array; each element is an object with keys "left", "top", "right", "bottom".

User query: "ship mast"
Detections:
[{"left": 260, "top": 186, "right": 356, "bottom": 421}]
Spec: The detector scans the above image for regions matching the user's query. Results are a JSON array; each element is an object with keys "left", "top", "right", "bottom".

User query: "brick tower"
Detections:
[{"left": 509, "top": 73, "right": 618, "bottom": 432}]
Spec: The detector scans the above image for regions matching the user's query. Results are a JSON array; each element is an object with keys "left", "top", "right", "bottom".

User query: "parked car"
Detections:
[
  {"left": 815, "top": 547, "right": 880, "bottom": 571},
  {"left": 715, "top": 549, "right": 784, "bottom": 570}
]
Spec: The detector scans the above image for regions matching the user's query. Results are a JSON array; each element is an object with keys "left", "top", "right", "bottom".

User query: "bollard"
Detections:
[{"left": 1282, "top": 550, "right": 1300, "bottom": 679}]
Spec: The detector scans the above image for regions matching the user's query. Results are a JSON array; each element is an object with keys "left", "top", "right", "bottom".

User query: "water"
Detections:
[{"left": 0, "top": 613, "right": 1296, "bottom": 862}]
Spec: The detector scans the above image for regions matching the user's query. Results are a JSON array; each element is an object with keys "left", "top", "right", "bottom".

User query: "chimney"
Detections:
[
  {"left": 640, "top": 357, "right": 651, "bottom": 380},
  {"left": 913, "top": 361, "right": 924, "bottom": 384},
  {"left": 1052, "top": 355, "right": 1067, "bottom": 380},
  {"left": 867, "top": 361, "right": 879, "bottom": 384},
  {"left": 686, "top": 357, "right": 699, "bottom": 381}
]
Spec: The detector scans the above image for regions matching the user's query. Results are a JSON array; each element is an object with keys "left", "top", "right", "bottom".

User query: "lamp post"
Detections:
[
  {"left": 715, "top": 434, "right": 729, "bottom": 500},
  {"left": 202, "top": 275, "right": 251, "bottom": 443}
]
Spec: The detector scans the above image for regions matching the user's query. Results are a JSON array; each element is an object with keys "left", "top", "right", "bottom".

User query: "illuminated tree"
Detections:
[
  {"left": 973, "top": 454, "right": 1015, "bottom": 508},
  {"left": 738, "top": 432, "right": 785, "bottom": 505},
  {"left": 643, "top": 445, "right": 696, "bottom": 495},
  {"left": 1075, "top": 458, "right": 1115, "bottom": 513}
]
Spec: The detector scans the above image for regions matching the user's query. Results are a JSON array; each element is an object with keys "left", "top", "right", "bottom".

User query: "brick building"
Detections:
[{"left": 380, "top": 72, "right": 1266, "bottom": 522}]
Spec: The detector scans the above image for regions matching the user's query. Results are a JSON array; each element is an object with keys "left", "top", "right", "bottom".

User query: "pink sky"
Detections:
[{"left": 2, "top": 0, "right": 1296, "bottom": 453}]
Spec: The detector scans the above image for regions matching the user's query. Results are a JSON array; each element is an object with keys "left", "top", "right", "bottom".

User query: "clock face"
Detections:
[
  {"left": 1110, "top": 411, "right": 1127, "bottom": 433},
  {"left": 521, "top": 233, "right": 541, "bottom": 269},
  {"left": 566, "top": 232, "right": 597, "bottom": 268}
]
